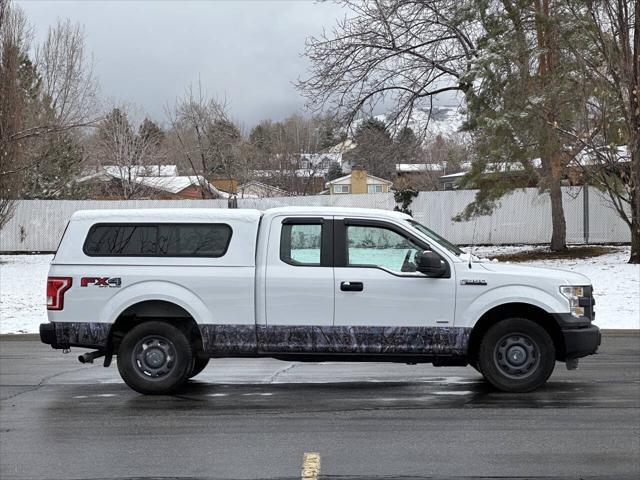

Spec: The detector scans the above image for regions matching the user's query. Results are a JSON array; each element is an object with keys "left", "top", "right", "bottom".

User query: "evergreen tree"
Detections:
[
  {"left": 138, "top": 118, "right": 164, "bottom": 147},
  {"left": 349, "top": 118, "right": 395, "bottom": 178},
  {"left": 316, "top": 115, "right": 344, "bottom": 150},
  {"left": 248, "top": 121, "right": 274, "bottom": 168},
  {"left": 23, "top": 133, "right": 84, "bottom": 198},
  {"left": 457, "top": 0, "right": 593, "bottom": 251},
  {"left": 326, "top": 162, "right": 343, "bottom": 181},
  {"left": 394, "top": 127, "right": 422, "bottom": 164},
  {"left": 99, "top": 108, "right": 134, "bottom": 143},
  {"left": 207, "top": 118, "right": 242, "bottom": 177}
]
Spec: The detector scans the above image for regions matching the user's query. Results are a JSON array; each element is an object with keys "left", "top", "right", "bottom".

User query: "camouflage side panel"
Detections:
[
  {"left": 256, "top": 325, "right": 470, "bottom": 355},
  {"left": 200, "top": 324, "right": 469, "bottom": 356},
  {"left": 200, "top": 324, "right": 257, "bottom": 354},
  {"left": 54, "top": 322, "right": 111, "bottom": 348},
  {"left": 52, "top": 322, "right": 469, "bottom": 356}
]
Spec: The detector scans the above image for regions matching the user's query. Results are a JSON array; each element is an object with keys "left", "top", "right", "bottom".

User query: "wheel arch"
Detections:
[
  {"left": 98, "top": 280, "right": 213, "bottom": 326},
  {"left": 467, "top": 302, "right": 565, "bottom": 366},
  {"left": 107, "top": 299, "right": 205, "bottom": 356}
]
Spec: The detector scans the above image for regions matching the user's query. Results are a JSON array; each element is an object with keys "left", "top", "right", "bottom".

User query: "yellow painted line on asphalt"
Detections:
[{"left": 301, "top": 452, "right": 320, "bottom": 480}]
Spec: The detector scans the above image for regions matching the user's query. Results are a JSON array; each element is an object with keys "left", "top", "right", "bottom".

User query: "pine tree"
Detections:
[
  {"left": 249, "top": 122, "right": 274, "bottom": 166},
  {"left": 458, "top": 0, "right": 593, "bottom": 251},
  {"left": 207, "top": 118, "right": 242, "bottom": 177},
  {"left": 138, "top": 118, "right": 164, "bottom": 147},
  {"left": 326, "top": 162, "right": 343, "bottom": 181},
  {"left": 395, "top": 127, "right": 422, "bottom": 164},
  {"left": 349, "top": 118, "right": 395, "bottom": 178},
  {"left": 23, "top": 133, "right": 83, "bottom": 198}
]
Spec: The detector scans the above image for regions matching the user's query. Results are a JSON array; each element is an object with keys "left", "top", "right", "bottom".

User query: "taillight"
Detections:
[{"left": 47, "top": 277, "right": 72, "bottom": 310}]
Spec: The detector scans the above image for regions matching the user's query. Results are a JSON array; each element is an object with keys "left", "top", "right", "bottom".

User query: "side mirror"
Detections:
[{"left": 415, "top": 250, "right": 447, "bottom": 278}]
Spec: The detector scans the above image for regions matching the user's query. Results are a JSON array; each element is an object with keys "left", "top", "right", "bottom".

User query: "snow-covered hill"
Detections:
[{"left": 351, "top": 105, "right": 465, "bottom": 141}]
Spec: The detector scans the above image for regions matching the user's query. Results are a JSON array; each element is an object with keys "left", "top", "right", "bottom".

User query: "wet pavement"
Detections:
[{"left": 0, "top": 335, "right": 639, "bottom": 479}]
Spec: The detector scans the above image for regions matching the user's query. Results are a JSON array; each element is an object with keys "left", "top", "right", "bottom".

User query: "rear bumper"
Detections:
[
  {"left": 39, "top": 323, "right": 61, "bottom": 348},
  {"left": 39, "top": 322, "right": 110, "bottom": 350},
  {"left": 562, "top": 324, "right": 601, "bottom": 359}
]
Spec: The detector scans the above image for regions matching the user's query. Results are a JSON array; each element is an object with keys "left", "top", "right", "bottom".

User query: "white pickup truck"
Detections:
[{"left": 40, "top": 207, "right": 600, "bottom": 394}]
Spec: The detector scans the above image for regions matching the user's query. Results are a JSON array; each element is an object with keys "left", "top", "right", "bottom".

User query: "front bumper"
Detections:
[{"left": 562, "top": 324, "right": 601, "bottom": 359}]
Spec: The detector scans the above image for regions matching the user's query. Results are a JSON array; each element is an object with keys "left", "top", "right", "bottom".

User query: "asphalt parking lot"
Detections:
[{"left": 0, "top": 335, "right": 639, "bottom": 480}]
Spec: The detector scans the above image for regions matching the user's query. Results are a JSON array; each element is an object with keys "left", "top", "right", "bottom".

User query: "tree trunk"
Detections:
[
  {"left": 629, "top": 0, "right": 640, "bottom": 264},
  {"left": 534, "top": 0, "right": 567, "bottom": 252},
  {"left": 549, "top": 177, "right": 567, "bottom": 252},
  {"left": 630, "top": 210, "right": 640, "bottom": 264},
  {"left": 629, "top": 149, "right": 640, "bottom": 263}
]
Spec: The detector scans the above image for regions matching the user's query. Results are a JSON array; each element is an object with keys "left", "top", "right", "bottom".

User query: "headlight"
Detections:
[{"left": 560, "top": 286, "right": 586, "bottom": 317}]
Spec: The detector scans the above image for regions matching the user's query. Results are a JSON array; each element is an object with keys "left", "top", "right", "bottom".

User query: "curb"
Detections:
[
  {"left": 600, "top": 329, "right": 640, "bottom": 336},
  {"left": 0, "top": 334, "right": 41, "bottom": 341}
]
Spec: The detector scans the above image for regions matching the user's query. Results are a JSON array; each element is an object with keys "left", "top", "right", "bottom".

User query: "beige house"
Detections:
[
  {"left": 326, "top": 166, "right": 393, "bottom": 195},
  {"left": 237, "top": 181, "right": 288, "bottom": 198}
]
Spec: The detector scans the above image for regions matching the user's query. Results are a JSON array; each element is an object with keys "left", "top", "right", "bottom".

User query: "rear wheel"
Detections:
[
  {"left": 117, "top": 321, "right": 193, "bottom": 395},
  {"left": 478, "top": 318, "right": 555, "bottom": 393}
]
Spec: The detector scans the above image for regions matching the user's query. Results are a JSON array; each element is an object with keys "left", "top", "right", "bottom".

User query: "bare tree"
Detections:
[
  {"left": 92, "top": 106, "right": 165, "bottom": 199},
  {"left": 0, "top": 0, "right": 31, "bottom": 227},
  {"left": 299, "top": 0, "right": 594, "bottom": 252},
  {"left": 0, "top": 197, "right": 15, "bottom": 229},
  {"left": 1, "top": 2, "right": 97, "bottom": 225},
  {"left": 248, "top": 114, "right": 337, "bottom": 195},
  {"left": 556, "top": 0, "right": 639, "bottom": 263},
  {"left": 35, "top": 19, "right": 97, "bottom": 129},
  {"left": 395, "top": 134, "right": 468, "bottom": 191},
  {"left": 1, "top": 15, "right": 97, "bottom": 163},
  {"left": 298, "top": 0, "right": 475, "bottom": 133},
  {"left": 166, "top": 83, "right": 237, "bottom": 198}
]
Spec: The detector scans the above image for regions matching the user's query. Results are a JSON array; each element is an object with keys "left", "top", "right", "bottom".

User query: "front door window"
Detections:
[{"left": 346, "top": 225, "right": 422, "bottom": 273}]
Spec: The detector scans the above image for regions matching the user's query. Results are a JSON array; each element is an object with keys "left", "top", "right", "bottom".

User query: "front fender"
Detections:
[
  {"left": 456, "top": 285, "right": 567, "bottom": 329},
  {"left": 99, "top": 280, "right": 213, "bottom": 325}
]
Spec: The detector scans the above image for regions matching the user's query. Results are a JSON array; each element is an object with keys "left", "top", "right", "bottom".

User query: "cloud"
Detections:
[{"left": 18, "top": 0, "right": 346, "bottom": 127}]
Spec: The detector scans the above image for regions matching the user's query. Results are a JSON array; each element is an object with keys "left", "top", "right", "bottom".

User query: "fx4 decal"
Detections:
[{"left": 80, "top": 277, "right": 122, "bottom": 288}]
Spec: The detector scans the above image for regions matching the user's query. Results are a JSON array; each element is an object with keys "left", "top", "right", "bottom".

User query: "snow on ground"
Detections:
[
  {"left": 0, "top": 254, "right": 53, "bottom": 334},
  {"left": 0, "top": 248, "right": 638, "bottom": 334}
]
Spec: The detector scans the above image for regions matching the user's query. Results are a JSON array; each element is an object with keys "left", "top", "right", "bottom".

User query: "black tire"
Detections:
[
  {"left": 117, "top": 321, "right": 193, "bottom": 395},
  {"left": 478, "top": 318, "right": 555, "bottom": 393},
  {"left": 188, "top": 354, "right": 210, "bottom": 379}
]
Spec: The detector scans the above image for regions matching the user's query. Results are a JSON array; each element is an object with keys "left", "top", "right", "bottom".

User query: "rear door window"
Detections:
[
  {"left": 279, "top": 218, "right": 332, "bottom": 267},
  {"left": 84, "top": 223, "right": 232, "bottom": 257},
  {"left": 281, "top": 223, "right": 323, "bottom": 265}
]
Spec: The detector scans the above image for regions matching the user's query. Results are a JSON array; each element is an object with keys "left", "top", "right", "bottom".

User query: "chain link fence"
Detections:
[{"left": 0, "top": 187, "right": 629, "bottom": 252}]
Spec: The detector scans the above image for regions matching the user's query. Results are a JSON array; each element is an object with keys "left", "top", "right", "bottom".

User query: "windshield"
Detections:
[{"left": 406, "top": 220, "right": 464, "bottom": 256}]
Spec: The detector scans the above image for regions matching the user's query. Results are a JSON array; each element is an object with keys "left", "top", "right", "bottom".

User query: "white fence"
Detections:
[{"left": 0, "top": 187, "right": 629, "bottom": 252}]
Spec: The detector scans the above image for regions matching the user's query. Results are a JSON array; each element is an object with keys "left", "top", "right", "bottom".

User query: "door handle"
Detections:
[{"left": 340, "top": 281, "right": 363, "bottom": 292}]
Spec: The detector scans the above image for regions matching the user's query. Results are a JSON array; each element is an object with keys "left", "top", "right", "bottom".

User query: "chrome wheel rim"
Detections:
[
  {"left": 132, "top": 335, "right": 177, "bottom": 379},
  {"left": 494, "top": 333, "right": 540, "bottom": 379}
]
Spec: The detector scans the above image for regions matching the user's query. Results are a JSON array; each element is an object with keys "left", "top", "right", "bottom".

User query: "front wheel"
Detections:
[
  {"left": 117, "top": 321, "right": 193, "bottom": 395},
  {"left": 478, "top": 318, "right": 555, "bottom": 393}
]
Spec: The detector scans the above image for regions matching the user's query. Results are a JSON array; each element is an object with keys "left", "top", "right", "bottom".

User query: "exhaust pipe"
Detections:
[{"left": 78, "top": 350, "right": 105, "bottom": 364}]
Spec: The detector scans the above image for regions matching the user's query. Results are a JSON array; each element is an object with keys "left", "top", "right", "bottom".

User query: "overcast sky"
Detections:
[{"left": 17, "top": 0, "right": 348, "bottom": 128}]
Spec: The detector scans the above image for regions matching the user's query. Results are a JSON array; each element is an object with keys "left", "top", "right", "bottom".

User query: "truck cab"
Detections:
[{"left": 41, "top": 207, "right": 600, "bottom": 394}]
